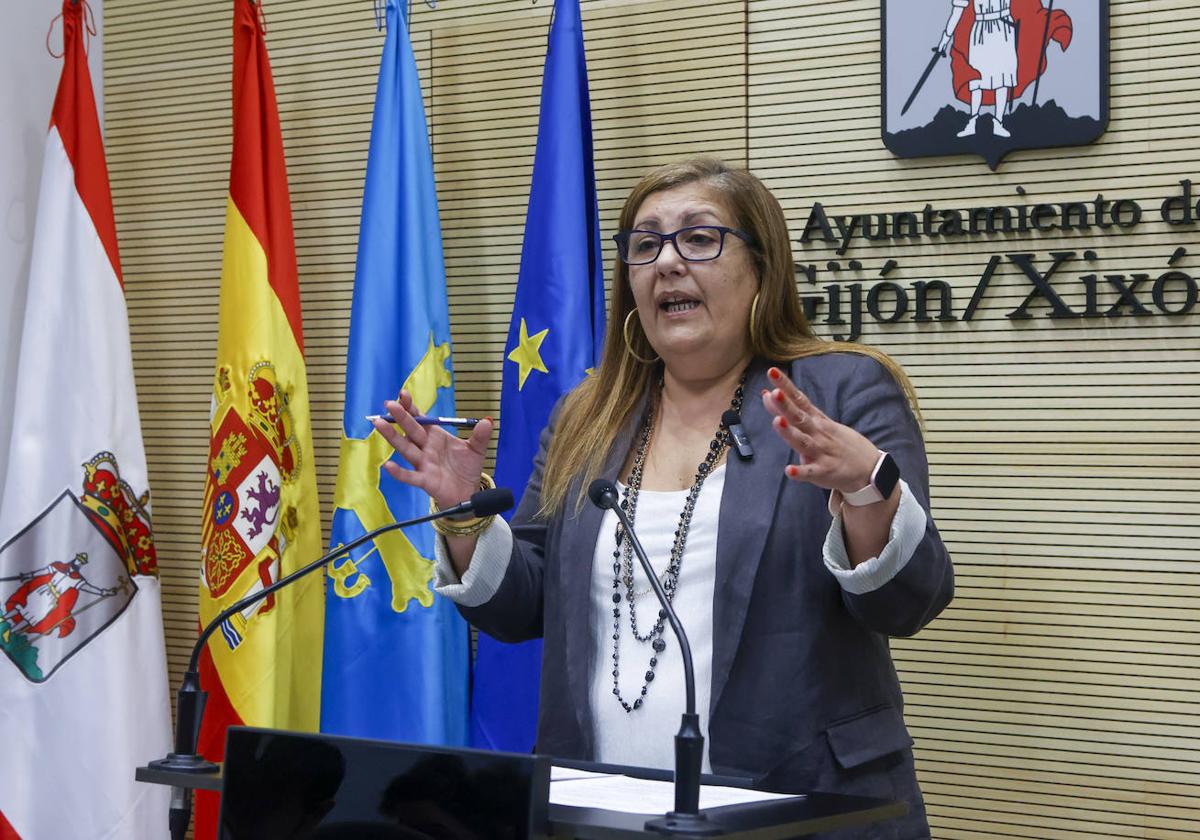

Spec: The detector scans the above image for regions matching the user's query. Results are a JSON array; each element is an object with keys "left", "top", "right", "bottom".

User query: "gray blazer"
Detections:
[{"left": 461, "top": 353, "right": 954, "bottom": 839}]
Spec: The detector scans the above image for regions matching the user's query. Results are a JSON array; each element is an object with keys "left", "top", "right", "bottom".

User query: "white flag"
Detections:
[{"left": 0, "top": 3, "right": 171, "bottom": 837}]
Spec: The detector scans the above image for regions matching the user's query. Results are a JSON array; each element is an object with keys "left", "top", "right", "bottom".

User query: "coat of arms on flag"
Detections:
[
  {"left": 202, "top": 360, "right": 302, "bottom": 649},
  {"left": 882, "top": 0, "right": 1108, "bottom": 169},
  {"left": 0, "top": 453, "right": 154, "bottom": 683}
]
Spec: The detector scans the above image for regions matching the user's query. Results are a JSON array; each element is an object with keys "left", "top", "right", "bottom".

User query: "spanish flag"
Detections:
[{"left": 195, "top": 1, "right": 323, "bottom": 834}]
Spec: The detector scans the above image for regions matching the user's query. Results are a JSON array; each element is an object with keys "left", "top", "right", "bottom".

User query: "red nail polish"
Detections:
[
  {"left": 786, "top": 465, "right": 798, "bottom": 478},
  {"left": 778, "top": 416, "right": 788, "bottom": 429},
  {"left": 768, "top": 367, "right": 781, "bottom": 380},
  {"left": 774, "top": 390, "right": 785, "bottom": 403}
]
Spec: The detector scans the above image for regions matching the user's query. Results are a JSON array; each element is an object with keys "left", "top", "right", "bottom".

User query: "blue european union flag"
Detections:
[
  {"left": 470, "top": 0, "right": 606, "bottom": 752},
  {"left": 321, "top": 0, "right": 469, "bottom": 745}
]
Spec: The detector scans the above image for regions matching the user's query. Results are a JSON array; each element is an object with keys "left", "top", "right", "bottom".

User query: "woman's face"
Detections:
[{"left": 627, "top": 183, "right": 758, "bottom": 373}]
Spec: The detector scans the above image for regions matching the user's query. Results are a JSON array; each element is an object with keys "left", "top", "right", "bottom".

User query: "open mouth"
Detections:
[{"left": 659, "top": 297, "right": 700, "bottom": 314}]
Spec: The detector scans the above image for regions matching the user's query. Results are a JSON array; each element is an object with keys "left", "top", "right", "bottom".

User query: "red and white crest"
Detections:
[
  {"left": 882, "top": 0, "right": 1108, "bottom": 169},
  {"left": 0, "top": 491, "right": 137, "bottom": 683}
]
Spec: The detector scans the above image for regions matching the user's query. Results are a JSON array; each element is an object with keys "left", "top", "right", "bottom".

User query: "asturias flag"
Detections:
[
  {"left": 195, "top": 1, "right": 323, "bottom": 834},
  {"left": 320, "top": 0, "right": 469, "bottom": 745},
  {"left": 471, "top": 0, "right": 606, "bottom": 752},
  {"left": 0, "top": 2, "right": 171, "bottom": 836}
]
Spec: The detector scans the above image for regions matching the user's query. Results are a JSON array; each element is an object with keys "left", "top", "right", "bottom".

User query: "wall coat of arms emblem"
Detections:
[{"left": 882, "top": 0, "right": 1109, "bottom": 168}]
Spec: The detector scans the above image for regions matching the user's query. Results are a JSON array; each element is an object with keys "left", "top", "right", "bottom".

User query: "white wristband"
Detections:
[{"left": 841, "top": 451, "right": 890, "bottom": 507}]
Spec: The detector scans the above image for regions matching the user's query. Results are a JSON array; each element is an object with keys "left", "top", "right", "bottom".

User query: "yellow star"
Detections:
[{"left": 507, "top": 318, "right": 550, "bottom": 390}]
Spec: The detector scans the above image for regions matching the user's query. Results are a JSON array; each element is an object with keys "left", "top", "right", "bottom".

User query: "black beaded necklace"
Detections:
[{"left": 609, "top": 372, "right": 747, "bottom": 713}]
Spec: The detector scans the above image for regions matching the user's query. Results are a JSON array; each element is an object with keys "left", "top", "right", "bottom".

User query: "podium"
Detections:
[{"left": 136, "top": 726, "right": 905, "bottom": 839}]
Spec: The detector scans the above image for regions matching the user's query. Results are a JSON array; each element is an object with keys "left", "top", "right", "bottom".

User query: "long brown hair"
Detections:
[{"left": 538, "top": 157, "right": 919, "bottom": 516}]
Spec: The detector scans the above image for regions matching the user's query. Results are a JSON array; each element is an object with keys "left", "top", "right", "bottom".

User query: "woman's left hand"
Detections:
[{"left": 761, "top": 366, "right": 881, "bottom": 494}]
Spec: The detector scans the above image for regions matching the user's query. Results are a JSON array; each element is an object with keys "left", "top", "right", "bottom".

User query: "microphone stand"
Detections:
[
  {"left": 589, "top": 481, "right": 718, "bottom": 837},
  {"left": 149, "top": 489, "right": 511, "bottom": 840}
]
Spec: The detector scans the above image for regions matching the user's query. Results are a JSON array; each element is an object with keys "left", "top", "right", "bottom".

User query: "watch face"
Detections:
[{"left": 875, "top": 453, "right": 901, "bottom": 499}]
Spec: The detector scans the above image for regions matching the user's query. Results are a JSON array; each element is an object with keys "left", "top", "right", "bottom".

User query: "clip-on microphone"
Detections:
[{"left": 721, "top": 410, "right": 754, "bottom": 460}]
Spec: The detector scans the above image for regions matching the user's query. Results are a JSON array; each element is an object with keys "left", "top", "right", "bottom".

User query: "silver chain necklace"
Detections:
[{"left": 609, "top": 371, "right": 747, "bottom": 713}]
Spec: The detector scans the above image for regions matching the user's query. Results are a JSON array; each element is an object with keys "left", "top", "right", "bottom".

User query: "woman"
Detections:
[{"left": 373, "top": 159, "right": 953, "bottom": 839}]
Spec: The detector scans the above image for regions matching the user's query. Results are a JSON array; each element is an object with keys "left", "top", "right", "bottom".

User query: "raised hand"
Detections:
[
  {"left": 761, "top": 366, "right": 880, "bottom": 495},
  {"left": 371, "top": 389, "right": 494, "bottom": 511}
]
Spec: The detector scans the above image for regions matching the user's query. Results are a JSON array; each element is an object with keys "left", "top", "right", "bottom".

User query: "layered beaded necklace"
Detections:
[{"left": 609, "top": 372, "right": 747, "bottom": 713}]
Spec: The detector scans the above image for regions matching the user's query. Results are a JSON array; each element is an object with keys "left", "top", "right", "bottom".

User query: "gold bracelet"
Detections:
[{"left": 430, "top": 473, "right": 496, "bottom": 538}]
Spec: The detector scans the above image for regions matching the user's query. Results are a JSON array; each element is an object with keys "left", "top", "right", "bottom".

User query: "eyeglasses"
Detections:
[{"left": 612, "top": 225, "right": 753, "bottom": 266}]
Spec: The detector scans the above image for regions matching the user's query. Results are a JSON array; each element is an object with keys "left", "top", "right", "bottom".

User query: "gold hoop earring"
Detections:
[
  {"left": 748, "top": 292, "right": 761, "bottom": 350},
  {"left": 623, "top": 310, "right": 659, "bottom": 365}
]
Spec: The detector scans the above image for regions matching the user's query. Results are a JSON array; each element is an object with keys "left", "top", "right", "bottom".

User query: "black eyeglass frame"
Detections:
[{"left": 612, "top": 225, "right": 754, "bottom": 266}]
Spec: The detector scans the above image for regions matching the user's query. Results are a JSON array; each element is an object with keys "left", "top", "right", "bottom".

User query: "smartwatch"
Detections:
[{"left": 841, "top": 451, "right": 900, "bottom": 507}]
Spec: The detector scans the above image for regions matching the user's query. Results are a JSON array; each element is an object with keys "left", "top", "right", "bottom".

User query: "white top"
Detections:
[
  {"left": 433, "top": 473, "right": 929, "bottom": 772},
  {"left": 589, "top": 466, "right": 725, "bottom": 773}
]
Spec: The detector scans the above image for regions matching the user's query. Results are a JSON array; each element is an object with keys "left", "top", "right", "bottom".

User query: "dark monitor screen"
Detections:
[{"left": 218, "top": 726, "right": 549, "bottom": 840}]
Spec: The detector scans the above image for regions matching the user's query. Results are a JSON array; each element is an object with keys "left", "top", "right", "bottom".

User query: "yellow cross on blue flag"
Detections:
[
  {"left": 471, "top": 0, "right": 606, "bottom": 752},
  {"left": 320, "top": 0, "right": 469, "bottom": 744}
]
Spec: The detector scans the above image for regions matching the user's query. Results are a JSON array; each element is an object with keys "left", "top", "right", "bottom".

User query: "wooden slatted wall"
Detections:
[
  {"left": 103, "top": 0, "right": 1198, "bottom": 836},
  {"left": 750, "top": 2, "right": 1200, "bottom": 838}
]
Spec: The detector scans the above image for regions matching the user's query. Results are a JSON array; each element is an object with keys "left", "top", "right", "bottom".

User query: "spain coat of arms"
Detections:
[{"left": 201, "top": 360, "right": 302, "bottom": 649}]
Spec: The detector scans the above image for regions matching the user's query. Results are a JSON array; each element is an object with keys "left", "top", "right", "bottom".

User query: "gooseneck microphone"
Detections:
[
  {"left": 588, "top": 479, "right": 713, "bottom": 836},
  {"left": 151, "top": 486, "right": 514, "bottom": 840},
  {"left": 721, "top": 409, "right": 754, "bottom": 460}
]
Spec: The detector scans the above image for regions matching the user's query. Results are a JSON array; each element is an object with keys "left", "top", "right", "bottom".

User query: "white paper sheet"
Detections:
[
  {"left": 550, "top": 765, "right": 616, "bottom": 782},
  {"left": 549, "top": 773, "right": 800, "bottom": 815}
]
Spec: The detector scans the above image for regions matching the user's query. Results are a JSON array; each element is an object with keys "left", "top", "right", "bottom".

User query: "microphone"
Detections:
[
  {"left": 588, "top": 479, "right": 710, "bottom": 834},
  {"left": 150, "top": 486, "right": 514, "bottom": 840},
  {"left": 721, "top": 409, "right": 754, "bottom": 460},
  {"left": 447, "top": 487, "right": 514, "bottom": 518}
]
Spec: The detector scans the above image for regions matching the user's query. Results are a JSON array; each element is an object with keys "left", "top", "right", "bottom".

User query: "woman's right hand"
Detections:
[{"left": 372, "top": 389, "right": 494, "bottom": 511}]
